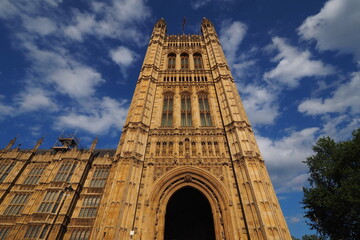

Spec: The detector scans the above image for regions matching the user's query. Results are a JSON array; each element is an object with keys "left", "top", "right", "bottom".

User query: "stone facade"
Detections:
[{"left": 0, "top": 18, "right": 291, "bottom": 239}]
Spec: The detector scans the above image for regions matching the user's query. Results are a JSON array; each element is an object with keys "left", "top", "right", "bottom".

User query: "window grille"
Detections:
[
  {"left": 4, "top": 193, "right": 30, "bottom": 215},
  {"left": 70, "top": 229, "right": 90, "bottom": 240},
  {"left": 214, "top": 142, "right": 220, "bottom": 155},
  {"left": 161, "top": 94, "right": 173, "bottom": 127},
  {"left": 181, "top": 94, "right": 192, "bottom": 127},
  {"left": 202, "top": 142, "right": 207, "bottom": 156},
  {"left": 54, "top": 163, "right": 77, "bottom": 182},
  {"left": 191, "top": 142, "right": 196, "bottom": 156},
  {"left": 0, "top": 162, "right": 15, "bottom": 183},
  {"left": 168, "top": 53, "right": 176, "bottom": 69},
  {"left": 155, "top": 142, "right": 160, "bottom": 156},
  {"left": 179, "top": 142, "right": 184, "bottom": 156},
  {"left": 89, "top": 168, "right": 109, "bottom": 188},
  {"left": 23, "top": 166, "right": 45, "bottom": 185},
  {"left": 208, "top": 142, "right": 213, "bottom": 156},
  {"left": 180, "top": 53, "right": 189, "bottom": 69},
  {"left": 193, "top": 53, "right": 203, "bottom": 69},
  {"left": 168, "top": 142, "right": 173, "bottom": 156},
  {"left": 0, "top": 227, "right": 10, "bottom": 239},
  {"left": 79, "top": 196, "right": 101, "bottom": 218},
  {"left": 162, "top": 142, "right": 167, "bottom": 155},
  {"left": 38, "top": 191, "right": 62, "bottom": 213},
  {"left": 198, "top": 93, "right": 212, "bottom": 126},
  {"left": 24, "top": 225, "right": 46, "bottom": 239}
]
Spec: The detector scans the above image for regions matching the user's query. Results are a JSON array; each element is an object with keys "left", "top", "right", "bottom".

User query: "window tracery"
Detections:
[
  {"left": 161, "top": 93, "right": 174, "bottom": 127},
  {"left": 193, "top": 53, "right": 203, "bottom": 69},
  {"left": 198, "top": 93, "right": 212, "bottom": 126},
  {"left": 167, "top": 53, "right": 176, "bottom": 69},
  {"left": 181, "top": 93, "right": 192, "bottom": 127},
  {"left": 180, "top": 53, "right": 189, "bottom": 70}
]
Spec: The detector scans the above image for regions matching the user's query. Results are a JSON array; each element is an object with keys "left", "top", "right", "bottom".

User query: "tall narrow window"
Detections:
[
  {"left": 168, "top": 142, "right": 173, "bottom": 156},
  {"left": 0, "top": 227, "right": 10, "bottom": 239},
  {"left": 24, "top": 225, "right": 41, "bottom": 239},
  {"left": 155, "top": 142, "right": 161, "bottom": 156},
  {"left": 185, "top": 138, "right": 190, "bottom": 154},
  {"left": 79, "top": 196, "right": 101, "bottom": 218},
  {"left": 70, "top": 229, "right": 90, "bottom": 240},
  {"left": 0, "top": 162, "right": 15, "bottom": 183},
  {"left": 38, "top": 191, "right": 62, "bottom": 213},
  {"left": 180, "top": 53, "right": 189, "bottom": 70},
  {"left": 191, "top": 142, "right": 196, "bottom": 156},
  {"left": 208, "top": 142, "right": 213, "bottom": 156},
  {"left": 181, "top": 93, "right": 192, "bottom": 127},
  {"left": 202, "top": 142, "right": 207, "bottom": 156},
  {"left": 168, "top": 53, "right": 176, "bottom": 69},
  {"left": 179, "top": 142, "right": 184, "bottom": 156},
  {"left": 23, "top": 165, "right": 45, "bottom": 185},
  {"left": 90, "top": 168, "right": 109, "bottom": 188},
  {"left": 161, "top": 94, "right": 173, "bottom": 127},
  {"left": 4, "top": 193, "right": 30, "bottom": 215},
  {"left": 214, "top": 142, "right": 220, "bottom": 156},
  {"left": 24, "top": 225, "right": 48, "bottom": 239},
  {"left": 54, "top": 162, "right": 77, "bottom": 182},
  {"left": 162, "top": 142, "right": 167, "bottom": 155},
  {"left": 193, "top": 53, "right": 203, "bottom": 69},
  {"left": 198, "top": 93, "right": 212, "bottom": 126}
]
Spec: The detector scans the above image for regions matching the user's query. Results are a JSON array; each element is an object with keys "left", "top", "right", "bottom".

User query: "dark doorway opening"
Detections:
[{"left": 164, "top": 186, "right": 216, "bottom": 240}]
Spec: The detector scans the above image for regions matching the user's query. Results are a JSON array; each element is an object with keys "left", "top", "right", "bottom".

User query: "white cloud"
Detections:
[
  {"left": 264, "top": 37, "right": 335, "bottom": 88},
  {"left": 64, "top": 0, "right": 151, "bottom": 44},
  {"left": 23, "top": 16, "right": 57, "bottom": 36},
  {"left": 240, "top": 84, "right": 279, "bottom": 125},
  {"left": 219, "top": 21, "right": 247, "bottom": 65},
  {"left": 298, "top": 0, "right": 360, "bottom": 60},
  {"left": 258, "top": 127, "right": 319, "bottom": 192},
  {"left": 56, "top": 97, "right": 129, "bottom": 134},
  {"left": 320, "top": 115, "right": 360, "bottom": 141},
  {"left": 15, "top": 87, "right": 58, "bottom": 112},
  {"left": 298, "top": 71, "right": 360, "bottom": 115},
  {"left": 0, "top": 95, "right": 15, "bottom": 118},
  {"left": 110, "top": 46, "right": 138, "bottom": 67},
  {"left": 288, "top": 215, "right": 303, "bottom": 224},
  {"left": 191, "top": 0, "right": 211, "bottom": 9},
  {"left": 50, "top": 67, "right": 104, "bottom": 98}
]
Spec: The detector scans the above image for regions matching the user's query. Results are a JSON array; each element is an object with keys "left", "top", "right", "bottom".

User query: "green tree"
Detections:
[
  {"left": 302, "top": 234, "right": 324, "bottom": 240},
  {"left": 302, "top": 129, "right": 360, "bottom": 240}
]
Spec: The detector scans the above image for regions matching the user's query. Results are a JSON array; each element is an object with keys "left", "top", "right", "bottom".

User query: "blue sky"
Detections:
[{"left": 0, "top": 0, "right": 359, "bottom": 238}]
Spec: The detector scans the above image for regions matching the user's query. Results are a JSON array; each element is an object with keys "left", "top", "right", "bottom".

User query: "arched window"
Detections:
[
  {"left": 193, "top": 53, "right": 203, "bottom": 69},
  {"left": 168, "top": 53, "right": 176, "bottom": 69},
  {"left": 168, "top": 142, "right": 173, "bottom": 156},
  {"left": 198, "top": 93, "right": 212, "bottom": 126},
  {"left": 185, "top": 138, "right": 190, "bottom": 153},
  {"left": 214, "top": 142, "right": 220, "bottom": 155},
  {"left": 201, "top": 142, "right": 207, "bottom": 156},
  {"left": 180, "top": 53, "right": 189, "bottom": 70},
  {"left": 208, "top": 142, "right": 213, "bottom": 156},
  {"left": 191, "top": 142, "right": 196, "bottom": 156},
  {"left": 156, "top": 142, "right": 161, "bottom": 156},
  {"left": 181, "top": 92, "right": 192, "bottom": 127},
  {"left": 179, "top": 142, "right": 184, "bottom": 156},
  {"left": 162, "top": 142, "right": 167, "bottom": 155},
  {"left": 161, "top": 93, "right": 174, "bottom": 127}
]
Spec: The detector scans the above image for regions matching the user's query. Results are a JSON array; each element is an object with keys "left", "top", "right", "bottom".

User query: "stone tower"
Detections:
[
  {"left": 0, "top": 18, "right": 291, "bottom": 240},
  {"left": 92, "top": 18, "right": 291, "bottom": 240}
]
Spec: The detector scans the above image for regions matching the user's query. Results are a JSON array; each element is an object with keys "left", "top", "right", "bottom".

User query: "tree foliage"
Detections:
[{"left": 302, "top": 129, "right": 360, "bottom": 239}]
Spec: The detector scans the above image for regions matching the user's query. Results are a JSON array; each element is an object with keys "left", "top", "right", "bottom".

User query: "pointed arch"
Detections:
[{"left": 145, "top": 167, "right": 234, "bottom": 240}]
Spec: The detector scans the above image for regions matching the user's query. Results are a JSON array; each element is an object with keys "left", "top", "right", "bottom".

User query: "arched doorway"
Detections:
[{"left": 164, "top": 186, "right": 216, "bottom": 240}]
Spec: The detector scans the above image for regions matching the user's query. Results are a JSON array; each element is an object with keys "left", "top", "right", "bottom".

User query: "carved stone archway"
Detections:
[{"left": 144, "top": 167, "right": 234, "bottom": 240}]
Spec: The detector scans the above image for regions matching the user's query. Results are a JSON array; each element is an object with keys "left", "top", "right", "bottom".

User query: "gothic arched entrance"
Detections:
[{"left": 164, "top": 186, "right": 216, "bottom": 240}]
